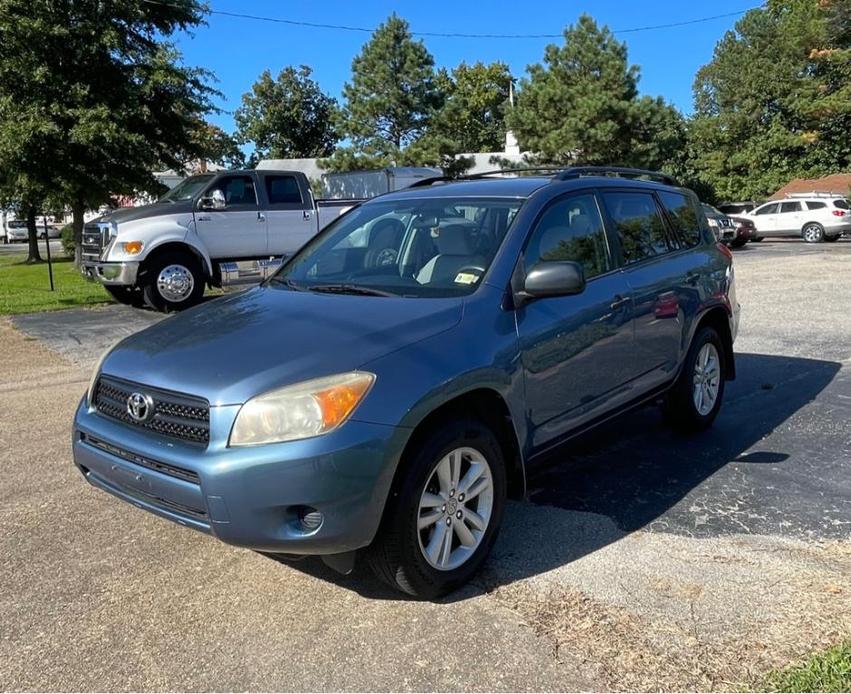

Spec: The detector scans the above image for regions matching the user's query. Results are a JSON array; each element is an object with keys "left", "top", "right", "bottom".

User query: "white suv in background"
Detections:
[{"left": 745, "top": 194, "right": 851, "bottom": 243}]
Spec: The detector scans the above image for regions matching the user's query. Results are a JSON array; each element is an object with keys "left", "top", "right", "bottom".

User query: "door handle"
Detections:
[
  {"left": 610, "top": 294, "right": 629, "bottom": 310},
  {"left": 257, "top": 213, "right": 266, "bottom": 222},
  {"left": 197, "top": 215, "right": 211, "bottom": 222}
]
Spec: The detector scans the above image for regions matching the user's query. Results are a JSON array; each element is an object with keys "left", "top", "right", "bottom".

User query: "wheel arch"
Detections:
[
  {"left": 140, "top": 241, "right": 212, "bottom": 280},
  {"left": 394, "top": 388, "right": 526, "bottom": 502},
  {"left": 694, "top": 305, "right": 736, "bottom": 380}
]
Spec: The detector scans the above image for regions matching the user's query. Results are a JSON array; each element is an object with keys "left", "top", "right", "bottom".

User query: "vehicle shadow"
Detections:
[{"left": 263, "top": 352, "right": 841, "bottom": 602}]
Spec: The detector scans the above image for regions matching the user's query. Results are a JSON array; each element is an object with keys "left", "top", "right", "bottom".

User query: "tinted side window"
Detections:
[
  {"left": 214, "top": 176, "right": 257, "bottom": 206},
  {"left": 659, "top": 191, "right": 701, "bottom": 247},
  {"left": 265, "top": 175, "right": 303, "bottom": 205},
  {"left": 780, "top": 201, "right": 801, "bottom": 213},
  {"left": 525, "top": 194, "right": 611, "bottom": 280},
  {"left": 806, "top": 201, "right": 826, "bottom": 210},
  {"left": 755, "top": 203, "right": 779, "bottom": 215},
  {"left": 834, "top": 199, "right": 850, "bottom": 210},
  {"left": 601, "top": 191, "right": 671, "bottom": 265}
]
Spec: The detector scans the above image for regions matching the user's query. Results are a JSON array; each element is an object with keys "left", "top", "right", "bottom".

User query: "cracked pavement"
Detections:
[{"left": 2, "top": 238, "right": 850, "bottom": 691}]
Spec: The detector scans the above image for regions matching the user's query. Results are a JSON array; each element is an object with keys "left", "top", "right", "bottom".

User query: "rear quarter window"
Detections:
[
  {"left": 659, "top": 191, "right": 701, "bottom": 247},
  {"left": 834, "top": 199, "right": 850, "bottom": 210}
]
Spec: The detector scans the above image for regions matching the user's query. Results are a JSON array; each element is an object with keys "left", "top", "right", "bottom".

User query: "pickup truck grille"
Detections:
[
  {"left": 82, "top": 224, "right": 108, "bottom": 262},
  {"left": 94, "top": 375, "right": 210, "bottom": 445}
]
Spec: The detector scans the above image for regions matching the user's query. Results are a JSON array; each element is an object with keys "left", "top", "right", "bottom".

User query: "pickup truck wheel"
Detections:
[
  {"left": 802, "top": 223, "right": 824, "bottom": 243},
  {"left": 665, "top": 326, "right": 726, "bottom": 432},
  {"left": 367, "top": 418, "right": 506, "bottom": 599},
  {"left": 104, "top": 285, "right": 145, "bottom": 308},
  {"left": 142, "top": 252, "right": 205, "bottom": 312}
]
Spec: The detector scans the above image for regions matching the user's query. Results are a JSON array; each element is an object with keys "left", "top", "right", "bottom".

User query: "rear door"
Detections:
[
  {"left": 599, "top": 189, "right": 683, "bottom": 390},
  {"left": 516, "top": 191, "right": 636, "bottom": 449},
  {"left": 750, "top": 202, "right": 780, "bottom": 236},
  {"left": 195, "top": 173, "right": 267, "bottom": 258},
  {"left": 259, "top": 173, "right": 317, "bottom": 257},
  {"left": 777, "top": 200, "right": 803, "bottom": 235}
]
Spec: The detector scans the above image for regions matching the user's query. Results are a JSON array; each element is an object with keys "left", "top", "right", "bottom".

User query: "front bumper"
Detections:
[
  {"left": 81, "top": 261, "right": 139, "bottom": 285},
  {"left": 72, "top": 398, "right": 403, "bottom": 555}
]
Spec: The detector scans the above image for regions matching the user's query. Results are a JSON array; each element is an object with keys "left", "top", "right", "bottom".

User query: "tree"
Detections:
[
  {"left": 507, "top": 15, "right": 684, "bottom": 171},
  {"left": 325, "top": 14, "right": 443, "bottom": 171},
  {"left": 0, "top": 0, "right": 218, "bottom": 263},
  {"left": 235, "top": 66, "right": 337, "bottom": 164},
  {"left": 690, "top": 0, "right": 851, "bottom": 200}
]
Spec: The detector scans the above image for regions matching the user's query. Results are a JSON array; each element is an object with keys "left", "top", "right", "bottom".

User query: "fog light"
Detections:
[
  {"left": 99, "top": 265, "right": 121, "bottom": 280},
  {"left": 297, "top": 506, "right": 323, "bottom": 532}
]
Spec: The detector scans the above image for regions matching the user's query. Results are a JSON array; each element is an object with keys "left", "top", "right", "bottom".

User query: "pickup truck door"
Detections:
[
  {"left": 195, "top": 173, "right": 268, "bottom": 257},
  {"left": 258, "top": 173, "right": 317, "bottom": 257}
]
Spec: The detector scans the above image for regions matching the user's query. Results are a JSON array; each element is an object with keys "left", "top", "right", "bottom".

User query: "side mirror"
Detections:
[
  {"left": 518, "top": 261, "right": 586, "bottom": 304},
  {"left": 200, "top": 189, "right": 226, "bottom": 210}
]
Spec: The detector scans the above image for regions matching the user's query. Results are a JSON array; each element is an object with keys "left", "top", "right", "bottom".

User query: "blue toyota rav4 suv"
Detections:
[{"left": 73, "top": 167, "right": 739, "bottom": 597}]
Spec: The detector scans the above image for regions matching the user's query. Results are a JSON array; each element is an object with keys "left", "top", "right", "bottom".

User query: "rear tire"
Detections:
[
  {"left": 730, "top": 237, "right": 747, "bottom": 249},
  {"left": 141, "top": 251, "right": 205, "bottom": 312},
  {"left": 665, "top": 326, "right": 726, "bottom": 432},
  {"left": 802, "top": 223, "right": 825, "bottom": 243},
  {"left": 367, "top": 418, "right": 506, "bottom": 599},
  {"left": 104, "top": 285, "right": 145, "bottom": 308}
]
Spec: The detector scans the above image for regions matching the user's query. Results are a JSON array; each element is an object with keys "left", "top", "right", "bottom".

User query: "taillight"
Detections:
[
  {"left": 717, "top": 242, "right": 733, "bottom": 260},
  {"left": 832, "top": 210, "right": 846, "bottom": 217}
]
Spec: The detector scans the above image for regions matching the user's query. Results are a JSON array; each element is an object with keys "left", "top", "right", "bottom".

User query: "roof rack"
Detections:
[
  {"left": 554, "top": 166, "right": 679, "bottom": 186},
  {"left": 785, "top": 191, "right": 841, "bottom": 198},
  {"left": 406, "top": 165, "right": 679, "bottom": 189}
]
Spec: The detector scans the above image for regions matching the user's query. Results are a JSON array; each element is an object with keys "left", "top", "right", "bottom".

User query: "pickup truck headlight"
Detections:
[{"left": 229, "top": 372, "right": 375, "bottom": 447}]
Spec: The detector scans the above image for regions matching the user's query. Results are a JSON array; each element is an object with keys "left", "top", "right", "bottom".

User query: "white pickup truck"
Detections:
[{"left": 81, "top": 169, "right": 354, "bottom": 311}]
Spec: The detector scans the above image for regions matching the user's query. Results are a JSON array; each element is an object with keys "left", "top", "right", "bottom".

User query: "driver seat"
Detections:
[{"left": 416, "top": 224, "right": 485, "bottom": 285}]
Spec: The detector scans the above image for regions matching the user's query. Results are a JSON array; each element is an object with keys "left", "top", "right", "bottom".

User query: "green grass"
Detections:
[
  {"left": 0, "top": 253, "right": 110, "bottom": 315},
  {"left": 764, "top": 642, "right": 851, "bottom": 692}
]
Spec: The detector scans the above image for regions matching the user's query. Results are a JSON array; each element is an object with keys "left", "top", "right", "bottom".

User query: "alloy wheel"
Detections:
[
  {"left": 417, "top": 447, "right": 494, "bottom": 571},
  {"left": 693, "top": 343, "right": 721, "bottom": 415}
]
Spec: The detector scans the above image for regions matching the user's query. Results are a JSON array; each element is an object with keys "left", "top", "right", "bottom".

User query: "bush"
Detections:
[{"left": 60, "top": 224, "right": 75, "bottom": 257}]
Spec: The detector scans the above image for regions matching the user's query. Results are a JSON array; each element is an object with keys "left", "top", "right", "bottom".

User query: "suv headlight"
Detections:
[{"left": 229, "top": 372, "right": 375, "bottom": 447}]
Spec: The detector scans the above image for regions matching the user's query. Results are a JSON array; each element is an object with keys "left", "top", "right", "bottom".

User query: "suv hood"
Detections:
[
  {"left": 99, "top": 285, "right": 464, "bottom": 406},
  {"left": 92, "top": 200, "right": 194, "bottom": 226}
]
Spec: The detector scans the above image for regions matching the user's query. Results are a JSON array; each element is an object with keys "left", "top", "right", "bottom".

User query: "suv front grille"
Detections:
[{"left": 94, "top": 375, "right": 210, "bottom": 445}]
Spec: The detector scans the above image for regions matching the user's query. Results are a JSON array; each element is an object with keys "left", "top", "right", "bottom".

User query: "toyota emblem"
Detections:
[{"left": 126, "top": 392, "right": 154, "bottom": 423}]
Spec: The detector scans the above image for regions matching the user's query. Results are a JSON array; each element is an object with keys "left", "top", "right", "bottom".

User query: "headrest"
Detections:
[{"left": 435, "top": 224, "right": 475, "bottom": 255}]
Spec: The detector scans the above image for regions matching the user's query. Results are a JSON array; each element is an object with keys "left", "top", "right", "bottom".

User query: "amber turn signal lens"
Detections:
[
  {"left": 314, "top": 378, "right": 373, "bottom": 429},
  {"left": 121, "top": 241, "right": 143, "bottom": 255}
]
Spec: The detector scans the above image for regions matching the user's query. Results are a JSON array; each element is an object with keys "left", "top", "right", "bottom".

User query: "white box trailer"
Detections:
[{"left": 322, "top": 167, "right": 442, "bottom": 200}]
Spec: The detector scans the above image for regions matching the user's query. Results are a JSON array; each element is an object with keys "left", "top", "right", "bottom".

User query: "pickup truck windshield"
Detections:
[
  {"left": 271, "top": 197, "right": 523, "bottom": 297},
  {"left": 159, "top": 174, "right": 215, "bottom": 203}
]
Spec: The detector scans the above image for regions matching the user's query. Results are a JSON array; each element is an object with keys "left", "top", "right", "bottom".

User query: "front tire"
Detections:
[
  {"left": 802, "top": 223, "right": 825, "bottom": 243},
  {"left": 367, "top": 418, "right": 506, "bottom": 599},
  {"left": 141, "top": 252, "right": 205, "bottom": 312},
  {"left": 665, "top": 326, "right": 726, "bottom": 432},
  {"left": 824, "top": 234, "right": 840, "bottom": 243}
]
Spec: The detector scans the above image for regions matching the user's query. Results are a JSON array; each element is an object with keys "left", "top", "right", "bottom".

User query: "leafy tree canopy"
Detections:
[
  {"left": 690, "top": 0, "right": 851, "bottom": 200},
  {"left": 235, "top": 65, "right": 338, "bottom": 163}
]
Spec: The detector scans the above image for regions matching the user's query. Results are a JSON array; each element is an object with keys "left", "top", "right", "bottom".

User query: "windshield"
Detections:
[
  {"left": 271, "top": 196, "right": 524, "bottom": 298},
  {"left": 159, "top": 174, "right": 215, "bottom": 202},
  {"left": 7, "top": 220, "right": 26, "bottom": 228}
]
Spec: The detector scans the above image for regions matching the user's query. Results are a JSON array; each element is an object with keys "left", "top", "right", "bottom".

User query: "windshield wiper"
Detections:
[
  {"left": 269, "top": 277, "right": 307, "bottom": 291},
  {"left": 308, "top": 283, "right": 397, "bottom": 297}
]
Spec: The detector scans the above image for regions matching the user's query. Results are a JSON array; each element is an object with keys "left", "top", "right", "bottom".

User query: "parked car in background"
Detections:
[
  {"left": 728, "top": 216, "right": 757, "bottom": 248},
  {"left": 701, "top": 203, "right": 737, "bottom": 244},
  {"left": 73, "top": 166, "right": 739, "bottom": 598},
  {"left": 4, "top": 219, "right": 29, "bottom": 243},
  {"left": 80, "top": 169, "right": 356, "bottom": 311},
  {"left": 718, "top": 201, "right": 761, "bottom": 217},
  {"left": 744, "top": 194, "right": 851, "bottom": 243}
]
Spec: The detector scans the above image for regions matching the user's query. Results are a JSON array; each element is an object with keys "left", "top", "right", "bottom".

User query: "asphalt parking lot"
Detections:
[{"left": 2, "top": 238, "right": 850, "bottom": 691}]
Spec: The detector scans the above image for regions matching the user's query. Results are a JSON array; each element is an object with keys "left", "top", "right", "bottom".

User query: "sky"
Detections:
[{"left": 173, "top": 0, "right": 757, "bottom": 136}]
